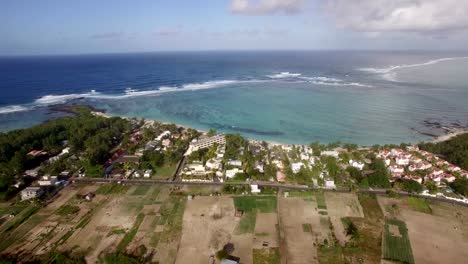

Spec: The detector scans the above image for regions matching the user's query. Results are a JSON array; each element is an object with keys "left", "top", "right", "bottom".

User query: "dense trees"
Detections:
[
  {"left": 400, "top": 179, "right": 423, "bottom": 193},
  {"left": 419, "top": 133, "right": 468, "bottom": 170},
  {"left": 450, "top": 178, "right": 468, "bottom": 196},
  {"left": 0, "top": 107, "right": 131, "bottom": 196},
  {"left": 224, "top": 134, "right": 247, "bottom": 161},
  {"left": 366, "top": 157, "right": 391, "bottom": 188}
]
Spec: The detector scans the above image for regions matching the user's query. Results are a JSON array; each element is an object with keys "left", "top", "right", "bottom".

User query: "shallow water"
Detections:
[{"left": 1, "top": 51, "right": 467, "bottom": 145}]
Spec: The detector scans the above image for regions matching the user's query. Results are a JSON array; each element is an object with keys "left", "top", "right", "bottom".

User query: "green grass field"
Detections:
[
  {"left": 315, "top": 191, "right": 327, "bottom": 209},
  {"left": 153, "top": 163, "right": 177, "bottom": 179},
  {"left": 302, "top": 223, "right": 312, "bottom": 233},
  {"left": 233, "top": 196, "right": 277, "bottom": 234},
  {"left": 233, "top": 196, "right": 277, "bottom": 213},
  {"left": 383, "top": 218, "right": 415, "bottom": 264},
  {"left": 56, "top": 205, "right": 80, "bottom": 216},
  {"left": 130, "top": 185, "right": 151, "bottom": 196},
  {"left": 407, "top": 197, "right": 432, "bottom": 214},
  {"left": 253, "top": 248, "right": 280, "bottom": 264},
  {"left": 95, "top": 184, "right": 129, "bottom": 195},
  {"left": 116, "top": 213, "right": 145, "bottom": 252}
]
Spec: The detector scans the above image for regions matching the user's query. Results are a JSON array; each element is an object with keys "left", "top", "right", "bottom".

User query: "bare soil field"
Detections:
[
  {"left": 253, "top": 212, "right": 278, "bottom": 249},
  {"left": 278, "top": 196, "right": 319, "bottom": 264},
  {"left": 176, "top": 196, "right": 241, "bottom": 264},
  {"left": 378, "top": 196, "right": 468, "bottom": 264},
  {"left": 325, "top": 192, "right": 364, "bottom": 245}
]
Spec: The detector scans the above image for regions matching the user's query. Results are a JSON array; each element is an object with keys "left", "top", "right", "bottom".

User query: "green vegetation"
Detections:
[
  {"left": 235, "top": 212, "right": 256, "bottom": 234},
  {"left": 0, "top": 107, "right": 131, "bottom": 198},
  {"left": 224, "top": 134, "right": 247, "bottom": 161},
  {"left": 315, "top": 191, "right": 327, "bottom": 209},
  {"left": 233, "top": 196, "right": 277, "bottom": 234},
  {"left": 358, "top": 193, "right": 384, "bottom": 219},
  {"left": 253, "top": 248, "right": 280, "bottom": 264},
  {"left": 56, "top": 205, "right": 80, "bottom": 216},
  {"left": 95, "top": 184, "right": 129, "bottom": 195},
  {"left": 101, "top": 252, "right": 145, "bottom": 264},
  {"left": 222, "top": 184, "right": 251, "bottom": 194},
  {"left": 318, "top": 245, "right": 346, "bottom": 264},
  {"left": 419, "top": 133, "right": 468, "bottom": 170},
  {"left": 366, "top": 157, "right": 391, "bottom": 188},
  {"left": 407, "top": 197, "right": 432, "bottom": 214},
  {"left": 449, "top": 177, "right": 468, "bottom": 196},
  {"left": 116, "top": 213, "right": 145, "bottom": 252},
  {"left": 318, "top": 194, "right": 384, "bottom": 263},
  {"left": 383, "top": 218, "right": 415, "bottom": 264},
  {"left": 0, "top": 205, "right": 39, "bottom": 233},
  {"left": 158, "top": 197, "right": 185, "bottom": 243},
  {"left": 44, "top": 251, "right": 86, "bottom": 264},
  {"left": 401, "top": 179, "right": 423, "bottom": 193},
  {"left": 130, "top": 185, "right": 151, "bottom": 196},
  {"left": 233, "top": 196, "right": 277, "bottom": 213},
  {"left": 302, "top": 223, "right": 312, "bottom": 232}
]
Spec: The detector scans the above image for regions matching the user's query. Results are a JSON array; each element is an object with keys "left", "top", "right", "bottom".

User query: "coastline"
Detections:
[
  {"left": 90, "top": 109, "right": 468, "bottom": 147},
  {"left": 431, "top": 128, "right": 468, "bottom": 143}
]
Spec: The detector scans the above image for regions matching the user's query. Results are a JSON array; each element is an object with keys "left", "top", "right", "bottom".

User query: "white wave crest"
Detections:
[
  {"left": 301, "top": 76, "right": 371, "bottom": 87},
  {"left": 359, "top": 56, "right": 468, "bottom": 74},
  {"left": 0, "top": 105, "right": 31, "bottom": 114},
  {"left": 34, "top": 92, "right": 98, "bottom": 104},
  {"left": 33, "top": 80, "right": 244, "bottom": 105},
  {"left": 267, "top": 72, "right": 302, "bottom": 78},
  {"left": 300, "top": 76, "right": 341, "bottom": 82}
]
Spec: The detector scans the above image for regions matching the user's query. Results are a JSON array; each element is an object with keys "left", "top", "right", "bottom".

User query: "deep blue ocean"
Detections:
[{"left": 1, "top": 51, "right": 468, "bottom": 145}]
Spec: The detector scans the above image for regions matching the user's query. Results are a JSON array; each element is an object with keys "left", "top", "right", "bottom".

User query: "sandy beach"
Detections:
[{"left": 431, "top": 128, "right": 468, "bottom": 143}]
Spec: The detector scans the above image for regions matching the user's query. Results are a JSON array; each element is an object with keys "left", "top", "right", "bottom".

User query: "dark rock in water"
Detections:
[
  {"left": 48, "top": 104, "right": 106, "bottom": 115},
  {"left": 423, "top": 120, "right": 442, "bottom": 128},
  {"left": 202, "top": 122, "right": 284, "bottom": 136}
]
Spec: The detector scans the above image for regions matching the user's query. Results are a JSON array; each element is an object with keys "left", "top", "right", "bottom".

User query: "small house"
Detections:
[{"left": 21, "top": 187, "right": 44, "bottom": 201}]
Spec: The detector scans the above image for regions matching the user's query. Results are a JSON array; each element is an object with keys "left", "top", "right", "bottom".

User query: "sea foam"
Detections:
[
  {"left": 267, "top": 72, "right": 302, "bottom": 78},
  {"left": 0, "top": 105, "right": 31, "bottom": 114},
  {"left": 359, "top": 56, "right": 468, "bottom": 74}
]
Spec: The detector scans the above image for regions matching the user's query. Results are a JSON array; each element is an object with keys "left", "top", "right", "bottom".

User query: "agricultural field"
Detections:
[
  {"left": 0, "top": 183, "right": 186, "bottom": 263},
  {"left": 378, "top": 196, "right": 468, "bottom": 264},
  {"left": 383, "top": 218, "right": 414, "bottom": 264},
  {"left": 2, "top": 185, "right": 468, "bottom": 264}
]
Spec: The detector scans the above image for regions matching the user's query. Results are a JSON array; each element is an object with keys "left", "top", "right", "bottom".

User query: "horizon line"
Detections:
[{"left": 2, "top": 48, "right": 468, "bottom": 58}]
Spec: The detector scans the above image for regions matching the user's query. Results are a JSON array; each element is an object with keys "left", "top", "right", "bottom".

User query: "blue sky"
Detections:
[{"left": 2, "top": 0, "right": 468, "bottom": 55}]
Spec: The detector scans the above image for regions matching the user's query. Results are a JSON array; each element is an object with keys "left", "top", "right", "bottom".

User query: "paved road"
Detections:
[{"left": 71, "top": 177, "right": 468, "bottom": 207}]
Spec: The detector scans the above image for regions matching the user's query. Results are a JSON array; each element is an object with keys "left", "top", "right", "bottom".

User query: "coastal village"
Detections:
[
  {"left": 16, "top": 115, "right": 468, "bottom": 205},
  {"left": 1, "top": 112, "right": 468, "bottom": 263}
]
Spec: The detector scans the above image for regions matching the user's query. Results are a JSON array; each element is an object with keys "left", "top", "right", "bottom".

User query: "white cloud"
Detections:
[
  {"left": 324, "top": 0, "right": 468, "bottom": 33},
  {"left": 230, "top": 0, "right": 304, "bottom": 15}
]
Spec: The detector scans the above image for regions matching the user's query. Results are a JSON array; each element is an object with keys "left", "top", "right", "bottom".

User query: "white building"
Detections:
[
  {"left": 291, "top": 162, "right": 304, "bottom": 174},
  {"left": 389, "top": 165, "right": 404, "bottom": 175},
  {"left": 190, "top": 134, "right": 226, "bottom": 151},
  {"left": 206, "top": 158, "right": 222, "bottom": 171},
  {"left": 21, "top": 187, "right": 44, "bottom": 201},
  {"left": 38, "top": 175, "right": 57, "bottom": 186},
  {"left": 143, "top": 170, "right": 152, "bottom": 178},
  {"left": 225, "top": 168, "right": 243, "bottom": 179},
  {"left": 254, "top": 161, "right": 264, "bottom": 173},
  {"left": 325, "top": 178, "right": 336, "bottom": 189},
  {"left": 227, "top": 160, "right": 242, "bottom": 167},
  {"left": 321, "top": 150, "right": 339, "bottom": 158},
  {"left": 250, "top": 184, "right": 261, "bottom": 194},
  {"left": 156, "top": 130, "right": 171, "bottom": 141},
  {"left": 396, "top": 156, "right": 410, "bottom": 166},
  {"left": 349, "top": 160, "right": 365, "bottom": 170}
]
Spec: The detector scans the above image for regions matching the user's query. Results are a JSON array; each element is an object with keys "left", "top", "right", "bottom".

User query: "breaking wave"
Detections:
[
  {"left": 0, "top": 105, "right": 31, "bottom": 114},
  {"left": 0, "top": 75, "right": 372, "bottom": 116},
  {"left": 301, "top": 76, "right": 372, "bottom": 87},
  {"left": 267, "top": 72, "right": 302, "bottom": 78},
  {"left": 359, "top": 56, "right": 468, "bottom": 81}
]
